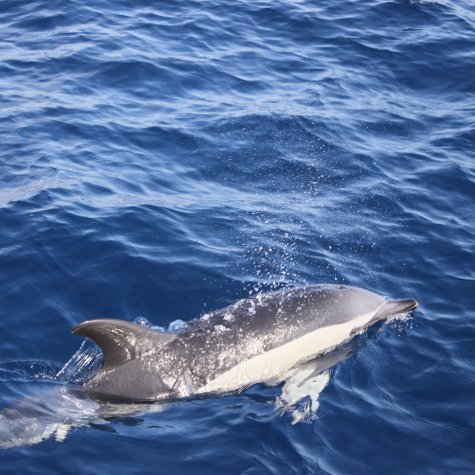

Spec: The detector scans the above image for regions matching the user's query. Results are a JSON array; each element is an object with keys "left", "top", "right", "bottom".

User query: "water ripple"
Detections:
[{"left": 1, "top": 0, "right": 474, "bottom": 472}]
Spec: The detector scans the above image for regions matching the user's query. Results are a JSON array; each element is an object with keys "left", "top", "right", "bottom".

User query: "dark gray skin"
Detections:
[{"left": 73, "top": 284, "right": 418, "bottom": 403}]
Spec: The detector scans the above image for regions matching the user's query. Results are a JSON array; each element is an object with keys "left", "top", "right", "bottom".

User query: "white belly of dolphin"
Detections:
[{"left": 196, "top": 311, "right": 373, "bottom": 394}]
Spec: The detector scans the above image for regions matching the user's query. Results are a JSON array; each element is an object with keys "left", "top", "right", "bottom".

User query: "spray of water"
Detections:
[{"left": 55, "top": 339, "right": 103, "bottom": 384}]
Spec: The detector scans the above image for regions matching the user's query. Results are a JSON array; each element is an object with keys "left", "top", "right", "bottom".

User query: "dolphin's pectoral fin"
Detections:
[{"left": 72, "top": 319, "right": 175, "bottom": 370}]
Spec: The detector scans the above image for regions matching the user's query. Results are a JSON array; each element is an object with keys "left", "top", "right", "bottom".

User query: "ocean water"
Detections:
[{"left": 1, "top": 0, "right": 474, "bottom": 472}]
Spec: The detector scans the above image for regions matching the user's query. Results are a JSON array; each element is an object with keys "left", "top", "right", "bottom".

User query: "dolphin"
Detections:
[{"left": 72, "top": 284, "right": 418, "bottom": 403}]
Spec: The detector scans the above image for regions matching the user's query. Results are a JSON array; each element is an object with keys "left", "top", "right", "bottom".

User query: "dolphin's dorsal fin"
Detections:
[{"left": 72, "top": 319, "right": 176, "bottom": 370}]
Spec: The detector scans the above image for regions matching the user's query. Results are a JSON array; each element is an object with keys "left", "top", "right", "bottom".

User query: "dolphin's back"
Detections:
[
  {"left": 186, "top": 284, "right": 385, "bottom": 350},
  {"left": 167, "top": 285, "right": 385, "bottom": 390}
]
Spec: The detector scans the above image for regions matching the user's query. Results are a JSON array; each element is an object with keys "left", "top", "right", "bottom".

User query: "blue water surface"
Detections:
[{"left": 1, "top": 0, "right": 474, "bottom": 473}]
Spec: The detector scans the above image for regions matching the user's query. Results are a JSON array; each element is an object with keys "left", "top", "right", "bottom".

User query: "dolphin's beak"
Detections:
[{"left": 373, "top": 298, "right": 418, "bottom": 321}]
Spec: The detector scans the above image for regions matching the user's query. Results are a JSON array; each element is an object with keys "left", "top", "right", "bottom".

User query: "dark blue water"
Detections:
[{"left": 1, "top": 0, "right": 474, "bottom": 472}]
